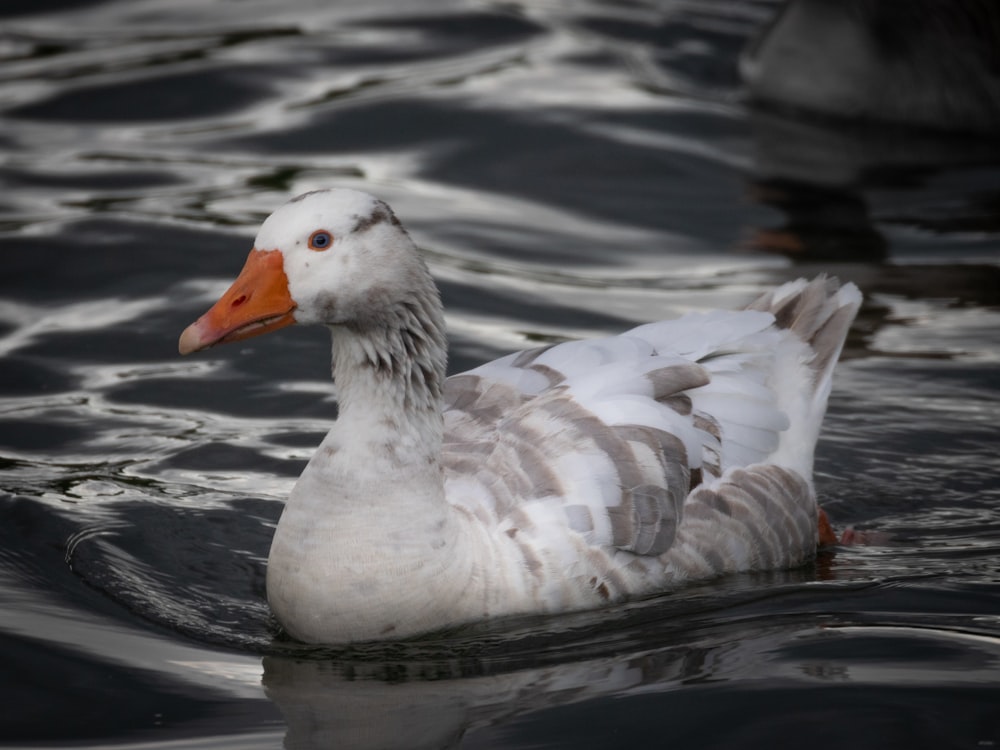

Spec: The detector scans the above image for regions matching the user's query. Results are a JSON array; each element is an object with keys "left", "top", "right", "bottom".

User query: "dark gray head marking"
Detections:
[
  {"left": 351, "top": 200, "right": 402, "bottom": 234},
  {"left": 289, "top": 189, "right": 330, "bottom": 203}
]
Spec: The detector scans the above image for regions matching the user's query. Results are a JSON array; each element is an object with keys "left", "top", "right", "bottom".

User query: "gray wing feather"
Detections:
[
  {"left": 443, "top": 360, "right": 707, "bottom": 557},
  {"left": 663, "top": 464, "right": 817, "bottom": 578}
]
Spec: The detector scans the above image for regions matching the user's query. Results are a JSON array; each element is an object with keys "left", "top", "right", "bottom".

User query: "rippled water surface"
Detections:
[{"left": 2, "top": 1, "right": 999, "bottom": 748}]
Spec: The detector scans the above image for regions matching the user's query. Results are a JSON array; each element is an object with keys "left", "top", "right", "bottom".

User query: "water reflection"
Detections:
[
  {"left": 262, "top": 616, "right": 1000, "bottom": 749},
  {"left": 739, "top": 0, "right": 1000, "bottom": 274},
  {"left": 747, "top": 179, "right": 887, "bottom": 261},
  {"left": 264, "top": 646, "right": 715, "bottom": 750},
  {"left": 744, "top": 110, "right": 1000, "bottom": 264}
]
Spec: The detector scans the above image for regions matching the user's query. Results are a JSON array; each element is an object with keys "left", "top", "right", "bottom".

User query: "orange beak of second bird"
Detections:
[{"left": 178, "top": 249, "right": 297, "bottom": 355}]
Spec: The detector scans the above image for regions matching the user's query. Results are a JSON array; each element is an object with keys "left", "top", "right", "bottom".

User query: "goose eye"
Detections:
[{"left": 308, "top": 230, "right": 333, "bottom": 251}]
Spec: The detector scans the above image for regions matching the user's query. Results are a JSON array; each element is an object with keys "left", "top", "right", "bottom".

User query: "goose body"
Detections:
[{"left": 179, "top": 189, "right": 861, "bottom": 644}]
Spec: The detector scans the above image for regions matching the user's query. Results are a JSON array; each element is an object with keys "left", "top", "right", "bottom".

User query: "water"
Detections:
[{"left": 2, "top": 0, "right": 999, "bottom": 747}]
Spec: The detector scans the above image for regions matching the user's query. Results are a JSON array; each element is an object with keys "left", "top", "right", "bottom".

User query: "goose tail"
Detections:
[{"left": 748, "top": 276, "right": 862, "bottom": 477}]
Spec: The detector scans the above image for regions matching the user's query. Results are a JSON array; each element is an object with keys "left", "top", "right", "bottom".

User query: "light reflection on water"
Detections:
[{"left": 1, "top": 0, "right": 999, "bottom": 747}]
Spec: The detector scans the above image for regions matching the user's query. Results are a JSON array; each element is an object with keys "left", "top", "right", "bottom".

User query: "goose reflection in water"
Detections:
[
  {"left": 260, "top": 608, "right": 1000, "bottom": 749},
  {"left": 741, "top": 0, "right": 1000, "bottom": 289}
]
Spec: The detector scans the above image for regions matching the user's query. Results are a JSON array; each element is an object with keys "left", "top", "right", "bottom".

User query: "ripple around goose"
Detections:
[{"left": 179, "top": 188, "right": 861, "bottom": 644}]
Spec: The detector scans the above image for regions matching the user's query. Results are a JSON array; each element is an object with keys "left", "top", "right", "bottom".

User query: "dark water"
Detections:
[{"left": 2, "top": 1, "right": 999, "bottom": 747}]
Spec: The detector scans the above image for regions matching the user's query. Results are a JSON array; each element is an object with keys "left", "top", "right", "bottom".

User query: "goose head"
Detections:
[{"left": 179, "top": 188, "right": 437, "bottom": 355}]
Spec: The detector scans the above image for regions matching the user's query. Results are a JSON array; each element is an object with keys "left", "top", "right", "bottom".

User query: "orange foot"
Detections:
[
  {"left": 818, "top": 507, "right": 888, "bottom": 547},
  {"left": 818, "top": 507, "right": 839, "bottom": 546}
]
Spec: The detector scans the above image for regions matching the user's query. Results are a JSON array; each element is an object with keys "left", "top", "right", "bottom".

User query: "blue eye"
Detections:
[{"left": 308, "top": 230, "right": 333, "bottom": 251}]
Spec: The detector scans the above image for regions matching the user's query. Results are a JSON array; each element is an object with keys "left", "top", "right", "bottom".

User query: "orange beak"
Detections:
[{"left": 178, "top": 248, "right": 296, "bottom": 355}]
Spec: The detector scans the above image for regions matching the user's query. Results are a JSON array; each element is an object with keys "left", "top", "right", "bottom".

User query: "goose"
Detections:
[
  {"left": 741, "top": 0, "right": 1000, "bottom": 134},
  {"left": 179, "top": 188, "right": 861, "bottom": 644}
]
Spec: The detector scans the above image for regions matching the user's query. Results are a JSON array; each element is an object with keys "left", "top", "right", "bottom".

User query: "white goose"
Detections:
[{"left": 179, "top": 189, "right": 861, "bottom": 644}]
